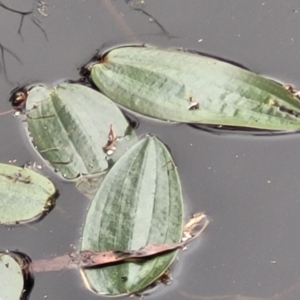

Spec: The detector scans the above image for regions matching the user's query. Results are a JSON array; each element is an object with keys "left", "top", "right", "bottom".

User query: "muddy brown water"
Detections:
[{"left": 1, "top": 1, "right": 300, "bottom": 299}]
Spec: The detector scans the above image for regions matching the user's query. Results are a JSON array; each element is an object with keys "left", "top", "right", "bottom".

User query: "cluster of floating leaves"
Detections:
[{"left": 3, "top": 3, "right": 300, "bottom": 298}]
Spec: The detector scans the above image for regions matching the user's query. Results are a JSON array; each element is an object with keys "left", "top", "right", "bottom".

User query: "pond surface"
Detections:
[{"left": 1, "top": 1, "right": 300, "bottom": 299}]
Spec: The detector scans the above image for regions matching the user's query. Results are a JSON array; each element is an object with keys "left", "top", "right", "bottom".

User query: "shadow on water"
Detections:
[{"left": 188, "top": 123, "right": 300, "bottom": 137}]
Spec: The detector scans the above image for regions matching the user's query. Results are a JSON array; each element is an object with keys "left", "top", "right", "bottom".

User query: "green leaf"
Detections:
[
  {"left": 25, "top": 83, "right": 136, "bottom": 180},
  {"left": 0, "top": 252, "right": 32, "bottom": 300},
  {"left": 89, "top": 46, "right": 300, "bottom": 130},
  {"left": 81, "top": 136, "right": 184, "bottom": 295},
  {"left": 0, "top": 164, "right": 56, "bottom": 224}
]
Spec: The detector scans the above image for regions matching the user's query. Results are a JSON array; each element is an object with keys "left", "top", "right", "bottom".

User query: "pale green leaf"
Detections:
[
  {"left": 0, "top": 253, "right": 25, "bottom": 300},
  {"left": 81, "top": 135, "right": 184, "bottom": 295},
  {"left": 89, "top": 46, "right": 300, "bottom": 130},
  {"left": 0, "top": 163, "right": 56, "bottom": 224},
  {"left": 24, "top": 83, "right": 136, "bottom": 181}
]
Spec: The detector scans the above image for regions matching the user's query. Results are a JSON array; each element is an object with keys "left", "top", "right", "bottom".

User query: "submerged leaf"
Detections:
[
  {"left": 0, "top": 163, "right": 56, "bottom": 224},
  {"left": 81, "top": 136, "right": 184, "bottom": 295},
  {"left": 89, "top": 46, "right": 300, "bottom": 130},
  {"left": 22, "top": 83, "right": 136, "bottom": 180}
]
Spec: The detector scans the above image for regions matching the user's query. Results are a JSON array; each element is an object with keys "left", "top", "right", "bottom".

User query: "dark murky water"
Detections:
[{"left": 1, "top": 1, "right": 300, "bottom": 299}]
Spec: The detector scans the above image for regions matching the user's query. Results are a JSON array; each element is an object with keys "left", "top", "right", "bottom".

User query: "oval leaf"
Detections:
[
  {"left": 23, "top": 83, "right": 135, "bottom": 180},
  {"left": 0, "top": 164, "right": 56, "bottom": 224},
  {"left": 0, "top": 254, "right": 24, "bottom": 300},
  {"left": 0, "top": 252, "right": 33, "bottom": 300},
  {"left": 89, "top": 46, "right": 300, "bottom": 130},
  {"left": 81, "top": 136, "right": 184, "bottom": 295}
]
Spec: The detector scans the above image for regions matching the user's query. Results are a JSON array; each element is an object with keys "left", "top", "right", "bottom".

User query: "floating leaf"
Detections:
[
  {"left": 19, "top": 83, "right": 136, "bottom": 180},
  {"left": 81, "top": 136, "right": 184, "bottom": 295},
  {"left": 0, "top": 251, "right": 34, "bottom": 300},
  {"left": 88, "top": 46, "right": 300, "bottom": 130},
  {"left": 0, "top": 163, "right": 56, "bottom": 224}
]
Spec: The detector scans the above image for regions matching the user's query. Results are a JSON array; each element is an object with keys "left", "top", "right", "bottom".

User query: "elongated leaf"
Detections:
[
  {"left": 23, "top": 83, "right": 136, "bottom": 180},
  {"left": 81, "top": 136, "right": 183, "bottom": 295},
  {"left": 89, "top": 46, "right": 300, "bottom": 130},
  {"left": 0, "top": 251, "right": 33, "bottom": 300},
  {"left": 0, "top": 163, "right": 56, "bottom": 224}
]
